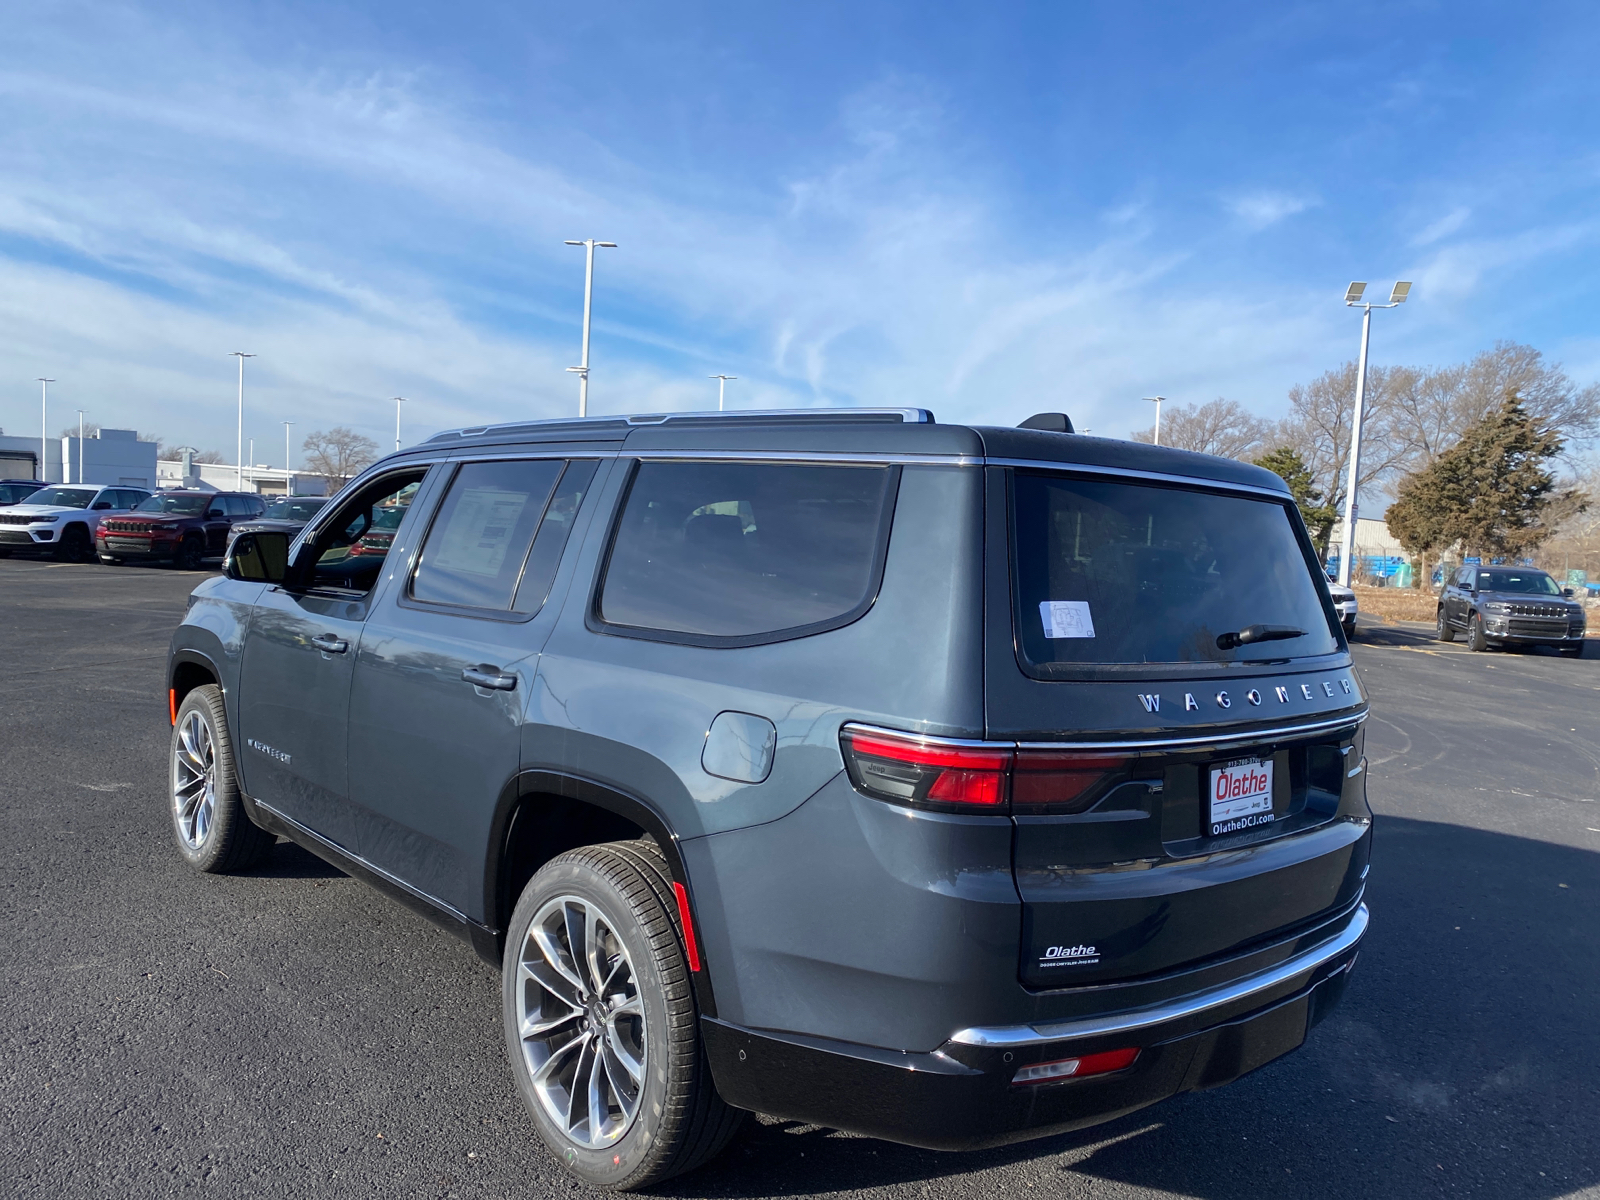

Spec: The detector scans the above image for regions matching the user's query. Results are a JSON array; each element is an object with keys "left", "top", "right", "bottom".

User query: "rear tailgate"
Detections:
[{"left": 986, "top": 463, "right": 1371, "bottom": 989}]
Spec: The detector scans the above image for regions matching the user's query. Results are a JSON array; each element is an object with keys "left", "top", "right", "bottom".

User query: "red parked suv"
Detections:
[{"left": 98, "top": 490, "right": 266, "bottom": 569}]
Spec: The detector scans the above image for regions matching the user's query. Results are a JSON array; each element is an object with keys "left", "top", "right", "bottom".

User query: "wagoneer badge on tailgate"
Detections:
[{"left": 1139, "top": 678, "right": 1354, "bottom": 715}]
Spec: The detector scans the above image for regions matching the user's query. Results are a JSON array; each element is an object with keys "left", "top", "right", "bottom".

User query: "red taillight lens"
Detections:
[
  {"left": 840, "top": 728, "right": 1012, "bottom": 812},
  {"left": 1012, "top": 1046, "right": 1139, "bottom": 1086},
  {"left": 1012, "top": 750, "right": 1129, "bottom": 814},
  {"left": 840, "top": 726, "right": 1130, "bottom": 814}
]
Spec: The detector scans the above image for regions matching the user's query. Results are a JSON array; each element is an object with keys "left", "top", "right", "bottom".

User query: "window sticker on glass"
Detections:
[
  {"left": 429, "top": 488, "right": 529, "bottom": 578},
  {"left": 1039, "top": 600, "right": 1095, "bottom": 639}
]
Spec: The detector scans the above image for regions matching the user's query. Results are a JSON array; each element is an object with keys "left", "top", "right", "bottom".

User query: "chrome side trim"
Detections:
[
  {"left": 949, "top": 903, "right": 1368, "bottom": 1047},
  {"left": 844, "top": 710, "right": 1367, "bottom": 754},
  {"left": 628, "top": 449, "right": 980, "bottom": 466},
  {"left": 253, "top": 798, "right": 478, "bottom": 927},
  {"left": 989, "top": 457, "right": 1291, "bottom": 500}
]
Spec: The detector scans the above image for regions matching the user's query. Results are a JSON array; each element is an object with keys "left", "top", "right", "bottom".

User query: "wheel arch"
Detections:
[{"left": 487, "top": 770, "right": 717, "bottom": 1016}]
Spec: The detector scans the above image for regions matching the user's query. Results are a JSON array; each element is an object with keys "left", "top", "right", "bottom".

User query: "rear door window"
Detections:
[
  {"left": 1011, "top": 471, "right": 1338, "bottom": 670},
  {"left": 597, "top": 461, "right": 897, "bottom": 643}
]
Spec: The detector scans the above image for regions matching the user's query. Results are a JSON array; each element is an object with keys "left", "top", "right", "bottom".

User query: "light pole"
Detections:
[
  {"left": 392, "top": 397, "right": 406, "bottom": 451},
  {"left": 1336, "top": 281, "right": 1411, "bottom": 587},
  {"left": 564, "top": 239, "right": 617, "bottom": 417},
  {"left": 710, "top": 374, "right": 737, "bottom": 411},
  {"left": 37, "top": 379, "right": 54, "bottom": 482},
  {"left": 284, "top": 421, "right": 294, "bottom": 481},
  {"left": 77, "top": 409, "right": 86, "bottom": 483},
  {"left": 1144, "top": 396, "right": 1165, "bottom": 445},
  {"left": 230, "top": 352, "right": 255, "bottom": 489}
]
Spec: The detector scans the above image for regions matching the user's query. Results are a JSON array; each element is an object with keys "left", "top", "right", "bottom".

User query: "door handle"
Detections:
[
  {"left": 311, "top": 633, "right": 349, "bottom": 654},
  {"left": 462, "top": 665, "right": 517, "bottom": 691}
]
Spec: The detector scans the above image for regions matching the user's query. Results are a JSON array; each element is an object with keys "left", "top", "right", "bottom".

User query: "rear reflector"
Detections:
[
  {"left": 1012, "top": 1046, "right": 1139, "bottom": 1085},
  {"left": 671, "top": 881, "right": 702, "bottom": 973},
  {"left": 840, "top": 725, "right": 1128, "bottom": 815}
]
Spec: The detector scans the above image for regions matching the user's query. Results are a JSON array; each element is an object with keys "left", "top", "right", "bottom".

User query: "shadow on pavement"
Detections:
[
  {"left": 245, "top": 839, "right": 347, "bottom": 880},
  {"left": 668, "top": 816, "right": 1599, "bottom": 1199}
]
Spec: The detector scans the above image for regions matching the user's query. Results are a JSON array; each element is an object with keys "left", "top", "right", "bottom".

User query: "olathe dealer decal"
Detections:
[{"left": 1039, "top": 943, "right": 1100, "bottom": 969}]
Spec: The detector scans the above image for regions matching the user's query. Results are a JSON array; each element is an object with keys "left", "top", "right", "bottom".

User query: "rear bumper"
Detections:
[{"left": 704, "top": 903, "right": 1366, "bottom": 1150}]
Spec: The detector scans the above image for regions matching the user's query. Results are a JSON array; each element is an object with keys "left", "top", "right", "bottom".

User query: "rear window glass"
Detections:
[
  {"left": 599, "top": 461, "right": 895, "bottom": 641},
  {"left": 411, "top": 459, "right": 565, "bottom": 610},
  {"left": 1012, "top": 472, "right": 1338, "bottom": 668}
]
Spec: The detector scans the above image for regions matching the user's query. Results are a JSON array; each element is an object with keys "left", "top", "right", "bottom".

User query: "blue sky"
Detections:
[{"left": 2, "top": 0, "right": 1599, "bottom": 460}]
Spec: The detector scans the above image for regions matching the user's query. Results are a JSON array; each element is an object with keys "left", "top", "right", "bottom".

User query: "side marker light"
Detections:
[
  {"left": 169, "top": 688, "right": 177, "bottom": 726},
  {"left": 671, "top": 881, "right": 702, "bottom": 973}
]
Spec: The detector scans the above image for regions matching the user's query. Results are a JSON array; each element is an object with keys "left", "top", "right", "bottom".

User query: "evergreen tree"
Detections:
[
  {"left": 1253, "top": 446, "right": 1340, "bottom": 555},
  {"left": 1385, "top": 394, "right": 1572, "bottom": 561}
]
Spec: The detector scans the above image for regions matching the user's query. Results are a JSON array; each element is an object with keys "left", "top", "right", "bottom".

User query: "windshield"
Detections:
[
  {"left": 135, "top": 494, "right": 210, "bottom": 515},
  {"left": 1479, "top": 570, "right": 1560, "bottom": 595},
  {"left": 20, "top": 487, "right": 94, "bottom": 509},
  {"left": 1012, "top": 472, "right": 1340, "bottom": 668},
  {"left": 262, "top": 497, "right": 328, "bottom": 521}
]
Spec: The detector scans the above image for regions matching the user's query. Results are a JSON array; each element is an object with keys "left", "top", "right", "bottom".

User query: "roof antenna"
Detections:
[{"left": 1018, "top": 413, "right": 1075, "bottom": 434}]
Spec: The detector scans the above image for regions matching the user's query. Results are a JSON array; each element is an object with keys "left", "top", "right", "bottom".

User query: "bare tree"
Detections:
[
  {"left": 192, "top": 449, "right": 228, "bottom": 464},
  {"left": 58, "top": 422, "right": 102, "bottom": 438},
  {"left": 302, "top": 427, "right": 378, "bottom": 485},
  {"left": 1130, "top": 398, "right": 1272, "bottom": 460},
  {"left": 1269, "top": 361, "right": 1416, "bottom": 521}
]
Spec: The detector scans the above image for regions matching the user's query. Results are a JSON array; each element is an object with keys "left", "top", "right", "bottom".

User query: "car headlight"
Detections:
[
  {"left": 1484, "top": 602, "right": 1509, "bottom": 614},
  {"left": 34, "top": 514, "right": 63, "bottom": 524}
]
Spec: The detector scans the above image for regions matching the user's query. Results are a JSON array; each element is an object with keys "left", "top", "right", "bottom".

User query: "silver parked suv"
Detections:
[{"left": 165, "top": 409, "right": 1371, "bottom": 1189}]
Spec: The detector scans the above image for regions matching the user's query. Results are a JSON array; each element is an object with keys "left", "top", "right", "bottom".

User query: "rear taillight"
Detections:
[
  {"left": 840, "top": 726, "right": 1128, "bottom": 814},
  {"left": 1012, "top": 749, "right": 1129, "bottom": 814},
  {"left": 1012, "top": 1046, "right": 1139, "bottom": 1086},
  {"left": 840, "top": 727, "right": 1011, "bottom": 813}
]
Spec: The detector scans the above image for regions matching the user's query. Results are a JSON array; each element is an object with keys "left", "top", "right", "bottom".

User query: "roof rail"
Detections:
[{"left": 426, "top": 407, "right": 935, "bottom": 444}]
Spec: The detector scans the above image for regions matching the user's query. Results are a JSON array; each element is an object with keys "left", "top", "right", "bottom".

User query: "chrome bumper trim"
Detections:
[{"left": 949, "top": 903, "right": 1368, "bottom": 1048}]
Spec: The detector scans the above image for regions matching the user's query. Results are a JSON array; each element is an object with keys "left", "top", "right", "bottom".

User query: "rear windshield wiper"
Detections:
[{"left": 1216, "top": 624, "right": 1306, "bottom": 651}]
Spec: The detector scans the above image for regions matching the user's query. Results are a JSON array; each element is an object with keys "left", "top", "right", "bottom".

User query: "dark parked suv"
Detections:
[
  {"left": 165, "top": 410, "right": 1371, "bottom": 1189},
  {"left": 1436, "top": 564, "right": 1587, "bottom": 654},
  {"left": 100, "top": 490, "right": 265, "bottom": 568}
]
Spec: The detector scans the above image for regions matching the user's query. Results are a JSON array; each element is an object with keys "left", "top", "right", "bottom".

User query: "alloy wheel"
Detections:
[
  {"left": 172, "top": 710, "right": 217, "bottom": 848},
  {"left": 516, "top": 895, "right": 647, "bottom": 1149}
]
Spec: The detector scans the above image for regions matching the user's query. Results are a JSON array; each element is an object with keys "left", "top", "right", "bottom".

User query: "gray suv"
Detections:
[{"left": 165, "top": 409, "right": 1371, "bottom": 1189}]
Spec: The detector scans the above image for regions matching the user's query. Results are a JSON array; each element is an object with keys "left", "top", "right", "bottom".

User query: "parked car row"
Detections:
[{"left": 0, "top": 482, "right": 329, "bottom": 568}]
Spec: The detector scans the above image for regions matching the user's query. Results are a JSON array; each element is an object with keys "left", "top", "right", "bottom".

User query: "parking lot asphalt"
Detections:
[{"left": 2, "top": 556, "right": 1597, "bottom": 1200}]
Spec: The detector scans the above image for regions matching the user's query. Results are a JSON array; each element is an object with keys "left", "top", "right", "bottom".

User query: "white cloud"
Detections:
[
  {"left": 1223, "top": 190, "right": 1318, "bottom": 231},
  {"left": 1412, "top": 206, "right": 1471, "bottom": 246}
]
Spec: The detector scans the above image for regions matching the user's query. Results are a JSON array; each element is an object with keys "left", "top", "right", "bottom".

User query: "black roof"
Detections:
[{"left": 397, "top": 408, "right": 1289, "bottom": 496}]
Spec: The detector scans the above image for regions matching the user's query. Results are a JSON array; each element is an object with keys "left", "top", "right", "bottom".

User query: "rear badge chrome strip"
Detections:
[
  {"left": 949, "top": 903, "right": 1368, "bottom": 1048},
  {"left": 845, "top": 710, "right": 1367, "bottom": 755}
]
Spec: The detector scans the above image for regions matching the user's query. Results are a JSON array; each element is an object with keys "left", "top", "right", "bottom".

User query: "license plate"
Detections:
[{"left": 1208, "top": 757, "right": 1274, "bottom": 835}]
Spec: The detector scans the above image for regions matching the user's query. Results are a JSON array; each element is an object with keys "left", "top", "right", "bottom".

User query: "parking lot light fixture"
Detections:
[
  {"left": 230, "top": 352, "right": 255, "bottom": 490},
  {"left": 77, "top": 410, "right": 85, "bottom": 483},
  {"left": 37, "top": 379, "right": 54, "bottom": 483},
  {"left": 565, "top": 239, "right": 617, "bottom": 418},
  {"left": 1337, "top": 282, "right": 1413, "bottom": 588},
  {"left": 1144, "top": 396, "right": 1165, "bottom": 445},
  {"left": 710, "top": 374, "right": 737, "bottom": 412},
  {"left": 284, "top": 421, "right": 293, "bottom": 478}
]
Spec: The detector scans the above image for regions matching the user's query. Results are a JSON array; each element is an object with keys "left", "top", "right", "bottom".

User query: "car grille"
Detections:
[
  {"left": 104, "top": 537, "right": 156, "bottom": 552},
  {"left": 1503, "top": 603, "right": 1569, "bottom": 618},
  {"left": 102, "top": 520, "right": 157, "bottom": 534},
  {"left": 0, "top": 529, "right": 35, "bottom": 544},
  {"left": 0, "top": 514, "right": 36, "bottom": 526},
  {"left": 1506, "top": 617, "right": 1570, "bottom": 637}
]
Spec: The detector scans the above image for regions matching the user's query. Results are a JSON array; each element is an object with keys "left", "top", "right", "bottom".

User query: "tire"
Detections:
[
  {"left": 1466, "top": 615, "right": 1491, "bottom": 652},
  {"left": 1342, "top": 619, "right": 1356, "bottom": 641},
  {"left": 169, "top": 685, "right": 275, "bottom": 872},
  {"left": 503, "top": 840, "right": 743, "bottom": 1191},
  {"left": 1436, "top": 608, "right": 1455, "bottom": 642},
  {"left": 174, "top": 535, "right": 205, "bottom": 571},
  {"left": 56, "top": 524, "right": 92, "bottom": 562}
]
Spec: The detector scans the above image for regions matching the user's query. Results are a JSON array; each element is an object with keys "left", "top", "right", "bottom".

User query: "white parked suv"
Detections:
[
  {"left": 0, "top": 484, "right": 151, "bottom": 561},
  {"left": 1328, "top": 582, "right": 1359, "bottom": 638}
]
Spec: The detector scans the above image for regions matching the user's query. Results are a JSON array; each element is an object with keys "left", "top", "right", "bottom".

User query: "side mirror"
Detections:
[
  {"left": 92, "top": 501, "right": 113, "bottom": 510},
  {"left": 1563, "top": 587, "right": 1576, "bottom": 599},
  {"left": 227, "top": 531, "right": 290, "bottom": 584}
]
